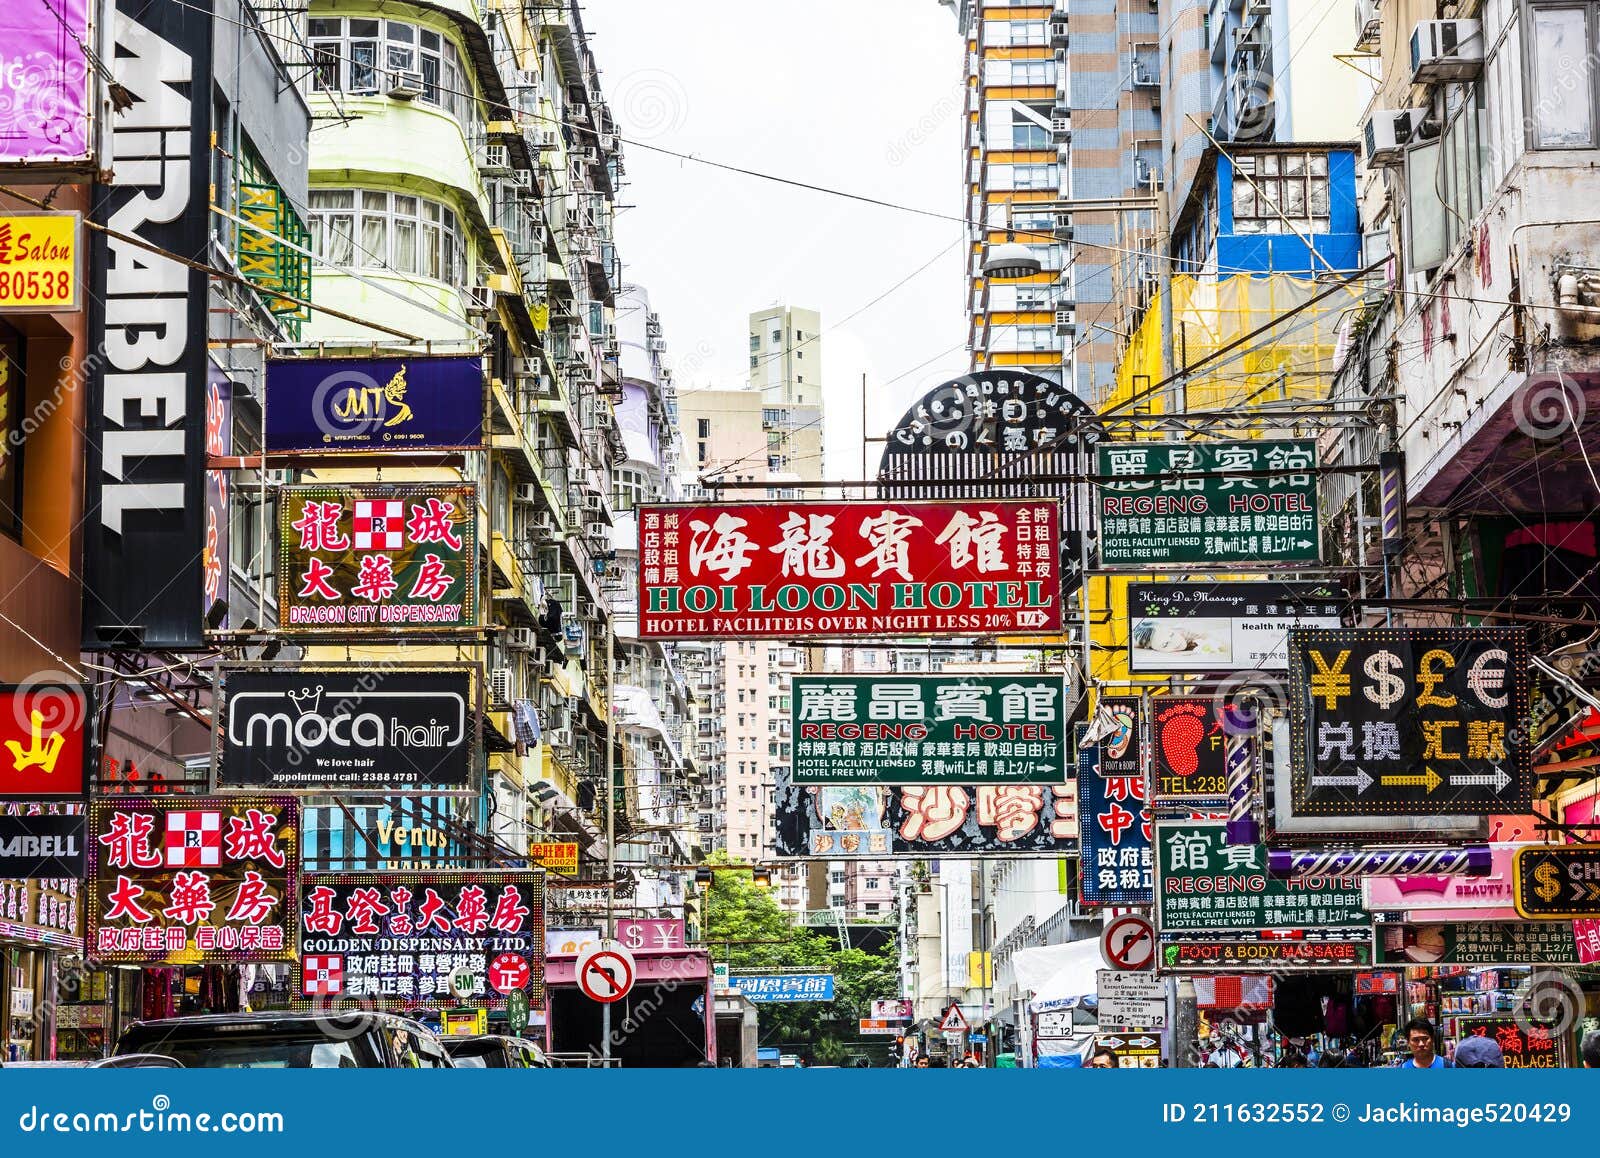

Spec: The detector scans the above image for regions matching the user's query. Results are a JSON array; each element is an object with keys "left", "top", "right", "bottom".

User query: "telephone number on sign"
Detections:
[{"left": 0, "top": 269, "right": 72, "bottom": 302}]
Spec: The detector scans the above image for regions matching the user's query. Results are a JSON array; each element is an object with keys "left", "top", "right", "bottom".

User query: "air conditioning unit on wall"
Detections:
[
  {"left": 1362, "top": 108, "right": 1428, "bottom": 165},
  {"left": 1410, "top": 20, "right": 1483, "bottom": 83}
]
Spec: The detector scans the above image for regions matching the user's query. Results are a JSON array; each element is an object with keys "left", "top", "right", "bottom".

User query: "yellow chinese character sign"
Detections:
[{"left": 0, "top": 213, "right": 80, "bottom": 311}]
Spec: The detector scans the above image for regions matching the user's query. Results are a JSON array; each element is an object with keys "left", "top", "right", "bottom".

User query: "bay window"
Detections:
[
  {"left": 308, "top": 188, "right": 468, "bottom": 285},
  {"left": 307, "top": 16, "right": 477, "bottom": 129}
]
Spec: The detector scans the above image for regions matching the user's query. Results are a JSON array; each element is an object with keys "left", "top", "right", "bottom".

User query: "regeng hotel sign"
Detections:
[{"left": 636, "top": 500, "right": 1061, "bottom": 640}]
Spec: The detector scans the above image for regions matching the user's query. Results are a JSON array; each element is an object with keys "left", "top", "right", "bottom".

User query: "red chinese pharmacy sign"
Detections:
[
  {"left": 278, "top": 483, "right": 477, "bottom": 631},
  {"left": 86, "top": 797, "right": 298, "bottom": 963},
  {"left": 637, "top": 500, "right": 1062, "bottom": 639}
]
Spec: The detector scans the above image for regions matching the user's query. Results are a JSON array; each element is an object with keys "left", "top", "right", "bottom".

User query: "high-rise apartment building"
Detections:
[
  {"left": 748, "top": 306, "right": 825, "bottom": 480},
  {"left": 941, "top": 1, "right": 1162, "bottom": 404},
  {"left": 674, "top": 387, "right": 810, "bottom": 912}
]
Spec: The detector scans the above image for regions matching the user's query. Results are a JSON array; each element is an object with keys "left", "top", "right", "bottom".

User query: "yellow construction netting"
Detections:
[
  {"left": 1086, "top": 274, "right": 1352, "bottom": 688},
  {"left": 1104, "top": 273, "right": 1350, "bottom": 418}
]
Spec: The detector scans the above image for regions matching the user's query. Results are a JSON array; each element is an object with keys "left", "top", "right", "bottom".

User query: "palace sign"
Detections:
[{"left": 636, "top": 500, "right": 1061, "bottom": 640}]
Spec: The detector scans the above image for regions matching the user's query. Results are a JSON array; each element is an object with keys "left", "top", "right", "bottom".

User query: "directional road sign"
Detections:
[
  {"left": 1101, "top": 914, "right": 1156, "bottom": 971},
  {"left": 576, "top": 941, "right": 636, "bottom": 1004}
]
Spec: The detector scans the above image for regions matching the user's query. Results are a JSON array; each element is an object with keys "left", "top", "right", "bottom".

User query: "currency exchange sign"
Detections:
[
  {"left": 1095, "top": 440, "right": 1320, "bottom": 566},
  {"left": 1513, "top": 846, "right": 1600, "bottom": 920},
  {"left": 790, "top": 674, "right": 1067, "bottom": 785},
  {"left": 1288, "top": 628, "right": 1531, "bottom": 816},
  {"left": 636, "top": 500, "right": 1061, "bottom": 640}
]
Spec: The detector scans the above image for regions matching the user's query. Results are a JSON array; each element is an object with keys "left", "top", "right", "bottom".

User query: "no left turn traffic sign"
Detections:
[
  {"left": 577, "top": 941, "right": 636, "bottom": 1004},
  {"left": 1102, "top": 915, "right": 1155, "bottom": 971}
]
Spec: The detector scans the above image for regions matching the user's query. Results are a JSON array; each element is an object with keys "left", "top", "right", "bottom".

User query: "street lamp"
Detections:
[{"left": 981, "top": 237, "right": 1042, "bottom": 279}]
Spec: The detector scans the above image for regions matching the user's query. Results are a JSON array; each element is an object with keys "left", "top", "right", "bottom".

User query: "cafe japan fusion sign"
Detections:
[
  {"left": 636, "top": 500, "right": 1061, "bottom": 640},
  {"left": 1288, "top": 628, "right": 1531, "bottom": 816},
  {"left": 278, "top": 483, "right": 477, "bottom": 632},
  {"left": 790, "top": 674, "right": 1067, "bottom": 785}
]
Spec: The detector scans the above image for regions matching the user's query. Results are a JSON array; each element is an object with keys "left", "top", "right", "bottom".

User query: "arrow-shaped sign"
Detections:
[
  {"left": 1310, "top": 768, "right": 1373, "bottom": 793},
  {"left": 1128, "top": 1035, "right": 1158, "bottom": 1049},
  {"left": 1381, "top": 767, "right": 1442, "bottom": 793},
  {"left": 1099, "top": 1036, "right": 1126, "bottom": 1049},
  {"left": 1447, "top": 767, "right": 1512, "bottom": 793}
]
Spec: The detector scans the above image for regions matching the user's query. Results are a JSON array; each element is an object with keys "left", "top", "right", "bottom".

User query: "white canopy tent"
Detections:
[{"left": 1012, "top": 938, "right": 1102, "bottom": 1013}]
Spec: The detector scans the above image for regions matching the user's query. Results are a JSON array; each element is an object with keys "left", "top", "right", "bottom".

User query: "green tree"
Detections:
[{"left": 703, "top": 861, "right": 899, "bottom": 1059}]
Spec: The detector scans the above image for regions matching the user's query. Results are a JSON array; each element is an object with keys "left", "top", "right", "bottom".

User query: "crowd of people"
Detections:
[{"left": 1267, "top": 1019, "right": 1600, "bottom": 1069}]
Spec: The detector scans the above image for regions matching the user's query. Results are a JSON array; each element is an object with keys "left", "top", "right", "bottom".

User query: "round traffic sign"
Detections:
[
  {"left": 448, "top": 965, "right": 477, "bottom": 999},
  {"left": 1102, "top": 914, "right": 1156, "bottom": 971},
  {"left": 576, "top": 941, "right": 636, "bottom": 1004},
  {"left": 489, "top": 952, "right": 531, "bottom": 995}
]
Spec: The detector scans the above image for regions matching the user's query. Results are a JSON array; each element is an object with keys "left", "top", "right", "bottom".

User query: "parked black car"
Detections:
[
  {"left": 441, "top": 1034, "right": 549, "bottom": 1068},
  {"left": 115, "top": 1011, "right": 454, "bottom": 1068}
]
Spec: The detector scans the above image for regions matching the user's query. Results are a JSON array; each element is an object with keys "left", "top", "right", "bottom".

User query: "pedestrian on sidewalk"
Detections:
[
  {"left": 1400, "top": 1018, "right": 1449, "bottom": 1068},
  {"left": 1452, "top": 1036, "right": 1503, "bottom": 1068}
]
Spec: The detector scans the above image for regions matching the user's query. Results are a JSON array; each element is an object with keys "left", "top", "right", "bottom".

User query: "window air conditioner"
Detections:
[
  {"left": 490, "top": 667, "right": 513, "bottom": 704},
  {"left": 1362, "top": 108, "right": 1427, "bottom": 165},
  {"left": 1410, "top": 19, "right": 1483, "bottom": 83},
  {"left": 387, "top": 70, "right": 424, "bottom": 100},
  {"left": 507, "top": 626, "right": 537, "bottom": 651}
]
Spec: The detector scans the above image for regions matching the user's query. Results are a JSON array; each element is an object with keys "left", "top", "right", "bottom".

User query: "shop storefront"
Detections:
[{"left": 0, "top": 877, "right": 82, "bottom": 1061}]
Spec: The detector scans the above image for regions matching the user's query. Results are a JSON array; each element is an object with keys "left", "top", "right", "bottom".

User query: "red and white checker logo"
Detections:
[
  {"left": 164, "top": 811, "right": 221, "bottom": 867},
  {"left": 304, "top": 955, "right": 344, "bottom": 996},
  {"left": 353, "top": 500, "right": 403, "bottom": 550}
]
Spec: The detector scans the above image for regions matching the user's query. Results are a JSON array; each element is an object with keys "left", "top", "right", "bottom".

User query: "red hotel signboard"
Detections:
[{"left": 637, "top": 500, "right": 1061, "bottom": 640}]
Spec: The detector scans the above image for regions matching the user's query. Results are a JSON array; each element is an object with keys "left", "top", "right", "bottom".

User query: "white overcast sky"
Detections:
[{"left": 584, "top": 0, "right": 971, "bottom": 479}]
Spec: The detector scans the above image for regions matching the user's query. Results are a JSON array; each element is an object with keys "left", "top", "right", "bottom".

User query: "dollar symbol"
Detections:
[
  {"left": 1533, "top": 862, "right": 1562, "bottom": 904},
  {"left": 1363, "top": 650, "right": 1406, "bottom": 709}
]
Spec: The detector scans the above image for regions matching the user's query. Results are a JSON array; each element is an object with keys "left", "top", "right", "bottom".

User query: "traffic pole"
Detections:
[{"left": 603, "top": 611, "right": 615, "bottom": 1067}]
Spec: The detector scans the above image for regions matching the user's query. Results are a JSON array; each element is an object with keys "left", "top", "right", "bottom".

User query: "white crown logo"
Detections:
[{"left": 286, "top": 684, "right": 325, "bottom": 716}]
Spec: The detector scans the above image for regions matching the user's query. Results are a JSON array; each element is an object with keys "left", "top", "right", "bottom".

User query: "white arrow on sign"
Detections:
[
  {"left": 1310, "top": 768, "right": 1373, "bottom": 794},
  {"left": 1099, "top": 1036, "right": 1126, "bottom": 1049},
  {"left": 1447, "top": 767, "right": 1511, "bottom": 793},
  {"left": 1128, "top": 1036, "right": 1158, "bottom": 1049}
]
